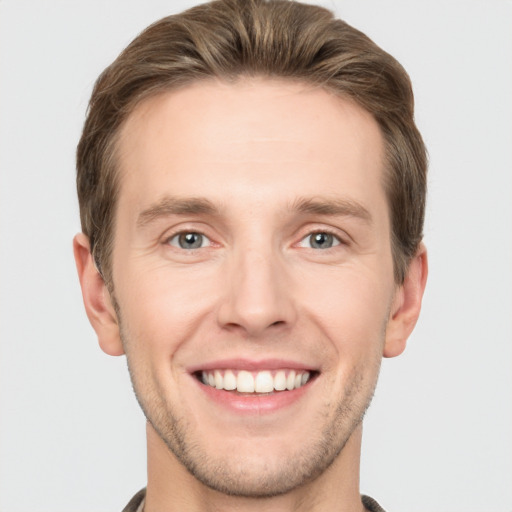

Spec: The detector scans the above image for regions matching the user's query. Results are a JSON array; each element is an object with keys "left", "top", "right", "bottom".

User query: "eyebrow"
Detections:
[
  {"left": 136, "top": 194, "right": 372, "bottom": 228},
  {"left": 137, "top": 196, "right": 220, "bottom": 228},
  {"left": 290, "top": 196, "right": 372, "bottom": 224}
]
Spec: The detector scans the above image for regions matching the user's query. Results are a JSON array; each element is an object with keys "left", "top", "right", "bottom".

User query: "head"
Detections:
[
  {"left": 74, "top": 0, "right": 428, "bottom": 502},
  {"left": 77, "top": 0, "right": 426, "bottom": 288}
]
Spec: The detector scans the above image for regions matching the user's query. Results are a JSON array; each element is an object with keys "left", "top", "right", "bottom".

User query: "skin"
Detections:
[{"left": 74, "top": 79, "right": 427, "bottom": 512}]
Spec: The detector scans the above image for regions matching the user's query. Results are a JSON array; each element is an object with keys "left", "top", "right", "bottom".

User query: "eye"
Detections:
[
  {"left": 167, "top": 232, "right": 210, "bottom": 249},
  {"left": 299, "top": 232, "right": 341, "bottom": 250}
]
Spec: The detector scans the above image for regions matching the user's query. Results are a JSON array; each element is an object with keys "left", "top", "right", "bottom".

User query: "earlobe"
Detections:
[
  {"left": 383, "top": 243, "right": 428, "bottom": 358},
  {"left": 73, "top": 233, "right": 125, "bottom": 356}
]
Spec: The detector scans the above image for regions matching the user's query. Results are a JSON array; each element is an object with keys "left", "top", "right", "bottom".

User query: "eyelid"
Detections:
[
  {"left": 160, "top": 223, "right": 219, "bottom": 248},
  {"left": 298, "top": 231, "right": 341, "bottom": 249},
  {"left": 294, "top": 225, "right": 350, "bottom": 247},
  {"left": 166, "top": 231, "right": 212, "bottom": 249}
]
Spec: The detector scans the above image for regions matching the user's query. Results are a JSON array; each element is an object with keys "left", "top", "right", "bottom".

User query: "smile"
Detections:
[{"left": 200, "top": 369, "right": 312, "bottom": 393}]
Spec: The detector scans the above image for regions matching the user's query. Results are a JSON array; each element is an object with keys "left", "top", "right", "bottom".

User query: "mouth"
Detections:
[
  {"left": 194, "top": 368, "right": 317, "bottom": 394},
  {"left": 189, "top": 360, "right": 319, "bottom": 413}
]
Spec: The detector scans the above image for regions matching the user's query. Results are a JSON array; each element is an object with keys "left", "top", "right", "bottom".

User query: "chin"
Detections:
[
  {"left": 141, "top": 375, "right": 371, "bottom": 499},
  {"left": 157, "top": 423, "right": 349, "bottom": 498}
]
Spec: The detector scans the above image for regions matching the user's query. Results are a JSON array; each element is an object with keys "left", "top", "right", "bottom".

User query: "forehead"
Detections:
[{"left": 116, "top": 78, "right": 386, "bottom": 217}]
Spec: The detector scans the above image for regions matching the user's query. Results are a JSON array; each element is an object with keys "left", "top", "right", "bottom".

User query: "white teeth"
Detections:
[
  {"left": 237, "top": 370, "right": 255, "bottom": 392},
  {"left": 286, "top": 370, "right": 296, "bottom": 391},
  {"left": 274, "top": 370, "right": 287, "bottom": 391},
  {"left": 254, "top": 371, "right": 274, "bottom": 393},
  {"left": 201, "top": 368, "right": 312, "bottom": 393},
  {"left": 214, "top": 370, "right": 223, "bottom": 389},
  {"left": 223, "top": 370, "right": 237, "bottom": 390}
]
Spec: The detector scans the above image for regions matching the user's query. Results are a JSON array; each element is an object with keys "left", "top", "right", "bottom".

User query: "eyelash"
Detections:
[
  {"left": 165, "top": 231, "right": 212, "bottom": 250},
  {"left": 297, "top": 230, "right": 344, "bottom": 250},
  {"left": 163, "top": 228, "right": 347, "bottom": 252}
]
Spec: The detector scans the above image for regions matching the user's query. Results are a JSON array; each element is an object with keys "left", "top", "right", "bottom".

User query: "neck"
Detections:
[{"left": 144, "top": 422, "right": 366, "bottom": 512}]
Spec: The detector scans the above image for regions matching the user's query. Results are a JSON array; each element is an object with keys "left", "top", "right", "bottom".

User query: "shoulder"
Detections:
[
  {"left": 362, "top": 494, "right": 387, "bottom": 512},
  {"left": 121, "top": 489, "right": 384, "bottom": 512},
  {"left": 122, "top": 488, "right": 146, "bottom": 512}
]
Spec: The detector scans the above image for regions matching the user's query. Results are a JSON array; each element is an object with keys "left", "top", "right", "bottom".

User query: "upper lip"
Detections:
[{"left": 187, "top": 358, "right": 317, "bottom": 374}]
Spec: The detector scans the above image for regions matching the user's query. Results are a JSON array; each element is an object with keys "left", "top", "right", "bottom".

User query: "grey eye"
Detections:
[
  {"left": 300, "top": 232, "right": 341, "bottom": 249},
  {"left": 168, "top": 232, "right": 208, "bottom": 249}
]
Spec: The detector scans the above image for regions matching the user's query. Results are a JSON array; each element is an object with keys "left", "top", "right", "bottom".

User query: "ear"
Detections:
[
  {"left": 73, "top": 233, "right": 124, "bottom": 356},
  {"left": 383, "top": 243, "right": 428, "bottom": 358}
]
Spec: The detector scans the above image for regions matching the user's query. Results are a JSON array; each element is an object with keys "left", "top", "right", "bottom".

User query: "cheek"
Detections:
[
  {"left": 298, "top": 265, "right": 393, "bottom": 354},
  {"left": 115, "top": 263, "right": 221, "bottom": 354}
]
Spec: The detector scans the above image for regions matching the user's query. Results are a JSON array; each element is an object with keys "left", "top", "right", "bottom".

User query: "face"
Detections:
[{"left": 108, "top": 79, "right": 399, "bottom": 496}]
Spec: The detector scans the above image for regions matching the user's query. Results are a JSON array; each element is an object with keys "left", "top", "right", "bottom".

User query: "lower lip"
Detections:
[{"left": 195, "top": 377, "right": 314, "bottom": 414}]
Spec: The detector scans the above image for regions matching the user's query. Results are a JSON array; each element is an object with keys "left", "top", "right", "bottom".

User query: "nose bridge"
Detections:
[{"left": 218, "top": 239, "right": 295, "bottom": 335}]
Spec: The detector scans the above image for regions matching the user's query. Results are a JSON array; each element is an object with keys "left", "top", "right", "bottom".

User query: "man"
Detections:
[{"left": 73, "top": 0, "right": 428, "bottom": 510}]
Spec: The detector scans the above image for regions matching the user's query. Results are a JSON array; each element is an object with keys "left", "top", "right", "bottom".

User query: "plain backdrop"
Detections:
[{"left": 1, "top": 1, "right": 511, "bottom": 511}]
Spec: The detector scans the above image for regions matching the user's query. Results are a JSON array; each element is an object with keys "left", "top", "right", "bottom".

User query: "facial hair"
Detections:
[{"left": 119, "top": 315, "right": 383, "bottom": 498}]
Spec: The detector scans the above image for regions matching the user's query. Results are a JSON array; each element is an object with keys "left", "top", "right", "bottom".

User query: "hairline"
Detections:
[{"left": 97, "top": 74, "right": 407, "bottom": 286}]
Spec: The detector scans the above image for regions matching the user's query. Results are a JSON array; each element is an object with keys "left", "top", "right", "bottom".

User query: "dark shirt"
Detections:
[{"left": 122, "top": 488, "right": 387, "bottom": 512}]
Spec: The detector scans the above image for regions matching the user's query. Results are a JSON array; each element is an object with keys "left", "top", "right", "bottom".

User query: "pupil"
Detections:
[
  {"left": 179, "top": 233, "right": 202, "bottom": 249},
  {"left": 312, "top": 233, "right": 332, "bottom": 249}
]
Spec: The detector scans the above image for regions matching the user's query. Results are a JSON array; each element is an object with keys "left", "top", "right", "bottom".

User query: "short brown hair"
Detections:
[{"left": 77, "top": 0, "right": 427, "bottom": 285}]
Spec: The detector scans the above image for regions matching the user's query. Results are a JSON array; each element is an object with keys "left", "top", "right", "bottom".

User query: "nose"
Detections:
[{"left": 217, "top": 247, "right": 297, "bottom": 337}]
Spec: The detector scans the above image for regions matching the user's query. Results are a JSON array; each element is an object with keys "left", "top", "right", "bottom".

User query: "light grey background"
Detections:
[{"left": 1, "top": 1, "right": 511, "bottom": 511}]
